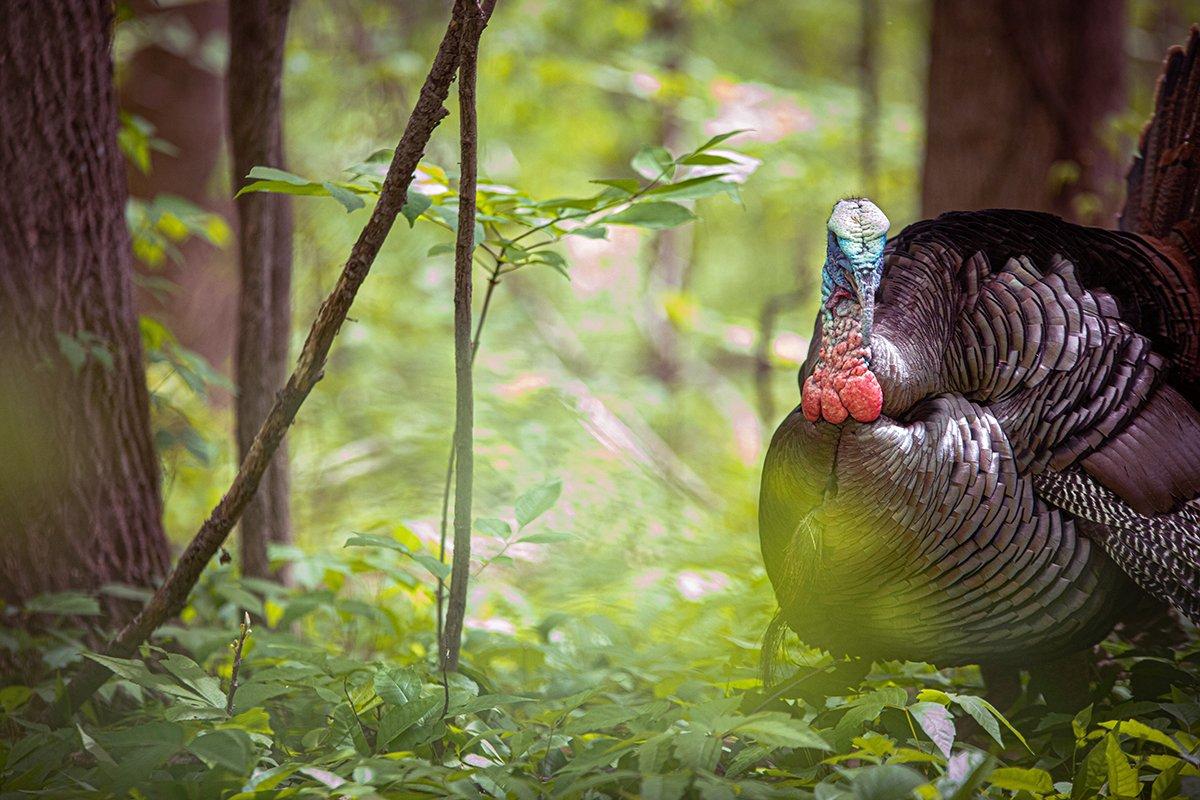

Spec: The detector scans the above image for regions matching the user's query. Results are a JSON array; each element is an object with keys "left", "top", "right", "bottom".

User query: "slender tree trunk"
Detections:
[
  {"left": 122, "top": 0, "right": 237, "bottom": 371},
  {"left": 644, "top": 0, "right": 689, "bottom": 389},
  {"left": 859, "top": 0, "right": 879, "bottom": 197},
  {"left": 228, "top": 0, "right": 293, "bottom": 580},
  {"left": 0, "top": 1, "right": 170, "bottom": 613},
  {"left": 921, "top": 0, "right": 1126, "bottom": 224}
]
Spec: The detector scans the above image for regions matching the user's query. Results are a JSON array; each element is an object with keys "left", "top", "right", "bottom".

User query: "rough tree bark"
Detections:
[
  {"left": 0, "top": 2, "right": 170, "bottom": 612},
  {"left": 921, "top": 0, "right": 1126, "bottom": 224},
  {"left": 57, "top": 0, "right": 474, "bottom": 719},
  {"left": 228, "top": 0, "right": 294, "bottom": 580}
]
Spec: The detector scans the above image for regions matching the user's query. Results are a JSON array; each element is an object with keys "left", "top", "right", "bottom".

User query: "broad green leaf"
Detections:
[
  {"left": 517, "top": 530, "right": 574, "bottom": 544},
  {"left": 916, "top": 688, "right": 952, "bottom": 706},
  {"left": 1072, "top": 704, "right": 1093, "bottom": 741},
  {"left": 987, "top": 767, "right": 1054, "bottom": 794},
  {"left": 1105, "top": 734, "right": 1140, "bottom": 798},
  {"left": 26, "top": 591, "right": 100, "bottom": 616},
  {"left": 187, "top": 728, "right": 255, "bottom": 774},
  {"left": 1151, "top": 760, "right": 1184, "bottom": 800},
  {"left": 909, "top": 702, "right": 954, "bottom": 758},
  {"left": 678, "top": 153, "right": 738, "bottom": 166},
  {"left": 246, "top": 165, "right": 310, "bottom": 185},
  {"left": 475, "top": 517, "right": 513, "bottom": 539},
  {"left": 646, "top": 174, "right": 731, "bottom": 201},
  {"left": 159, "top": 652, "right": 226, "bottom": 708},
  {"left": 1101, "top": 719, "right": 1182, "bottom": 752},
  {"left": 732, "top": 715, "right": 831, "bottom": 751},
  {"left": 673, "top": 730, "right": 720, "bottom": 772},
  {"left": 846, "top": 763, "right": 927, "bottom": 800},
  {"left": 322, "top": 181, "right": 365, "bottom": 212},
  {"left": 688, "top": 129, "right": 749, "bottom": 154},
  {"left": 401, "top": 190, "right": 432, "bottom": 226},
  {"left": 639, "top": 731, "right": 674, "bottom": 774},
  {"left": 515, "top": 479, "right": 562, "bottom": 528},
  {"left": 591, "top": 178, "right": 640, "bottom": 193},
  {"left": 55, "top": 333, "right": 88, "bottom": 373},
  {"left": 641, "top": 772, "right": 690, "bottom": 800},
  {"left": 374, "top": 666, "right": 422, "bottom": 706},
  {"left": 603, "top": 201, "right": 695, "bottom": 229},
  {"left": 631, "top": 146, "right": 674, "bottom": 180}
]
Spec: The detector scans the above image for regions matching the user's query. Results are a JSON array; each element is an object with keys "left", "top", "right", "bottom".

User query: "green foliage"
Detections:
[{"left": 5, "top": 561, "right": 1200, "bottom": 798}]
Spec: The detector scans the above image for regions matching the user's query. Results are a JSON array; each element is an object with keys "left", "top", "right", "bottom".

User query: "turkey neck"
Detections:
[{"left": 802, "top": 290, "right": 884, "bottom": 424}]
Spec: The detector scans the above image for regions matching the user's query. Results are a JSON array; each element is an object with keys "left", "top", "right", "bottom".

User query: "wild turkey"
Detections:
[{"left": 759, "top": 29, "right": 1200, "bottom": 668}]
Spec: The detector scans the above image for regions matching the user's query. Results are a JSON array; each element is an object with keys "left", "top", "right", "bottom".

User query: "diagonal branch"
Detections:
[{"left": 53, "top": 2, "right": 471, "bottom": 721}]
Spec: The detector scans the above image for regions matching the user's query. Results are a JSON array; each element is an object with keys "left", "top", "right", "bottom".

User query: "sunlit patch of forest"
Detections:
[{"left": 4, "top": 1, "right": 1200, "bottom": 798}]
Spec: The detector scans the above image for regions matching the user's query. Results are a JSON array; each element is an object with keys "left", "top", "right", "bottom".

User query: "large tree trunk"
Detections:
[
  {"left": 921, "top": 0, "right": 1126, "bottom": 224},
  {"left": 228, "top": 0, "right": 294, "bottom": 580},
  {"left": 0, "top": 2, "right": 170, "bottom": 611}
]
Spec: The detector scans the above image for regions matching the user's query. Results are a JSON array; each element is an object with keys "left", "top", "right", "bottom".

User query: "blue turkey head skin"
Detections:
[{"left": 801, "top": 198, "right": 889, "bottom": 424}]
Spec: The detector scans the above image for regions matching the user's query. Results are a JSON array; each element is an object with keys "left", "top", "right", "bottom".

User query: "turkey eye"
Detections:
[{"left": 835, "top": 297, "right": 853, "bottom": 317}]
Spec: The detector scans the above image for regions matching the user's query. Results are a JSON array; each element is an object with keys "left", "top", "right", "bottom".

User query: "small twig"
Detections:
[{"left": 225, "top": 612, "right": 252, "bottom": 716}]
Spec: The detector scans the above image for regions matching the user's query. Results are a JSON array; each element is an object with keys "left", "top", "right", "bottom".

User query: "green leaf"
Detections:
[
  {"left": 987, "top": 767, "right": 1054, "bottom": 794},
  {"left": 374, "top": 666, "right": 422, "bottom": 706},
  {"left": 631, "top": 146, "right": 674, "bottom": 180},
  {"left": 428, "top": 242, "right": 455, "bottom": 256},
  {"left": 591, "top": 178, "right": 641, "bottom": 193},
  {"left": 25, "top": 591, "right": 100, "bottom": 616},
  {"left": 475, "top": 517, "right": 513, "bottom": 539},
  {"left": 1100, "top": 719, "right": 1182, "bottom": 752},
  {"left": 246, "top": 166, "right": 310, "bottom": 185},
  {"left": 1072, "top": 704, "right": 1093, "bottom": 741},
  {"left": 646, "top": 174, "right": 731, "bottom": 202},
  {"left": 322, "top": 181, "right": 366, "bottom": 212},
  {"left": 1151, "top": 760, "right": 1184, "bottom": 800},
  {"left": 515, "top": 479, "right": 562, "bottom": 528},
  {"left": 678, "top": 153, "right": 738, "bottom": 166},
  {"left": 673, "top": 730, "right": 720, "bottom": 771},
  {"left": 603, "top": 201, "right": 695, "bottom": 229},
  {"left": 688, "top": 129, "right": 749, "bottom": 154},
  {"left": 847, "top": 764, "right": 927, "bottom": 800},
  {"left": 187, "top": 728, "right": 255, "bottom": 774},
  {"left": 641, "top": 772, "right": 690, "bottom": 800},
  {"left": 639, "top": 731, "right": 674, "bottom": 774},
  {"left": 909, "top": 702, "right": 954, "bottom": 758},
  {"left": 731, "top": 714, "right": 831, "bottom": 751},
  {"left": 158, "top": 652, "right": 226, "bottom": 708},
  {"left": 516, "top": 530, "right": 574, "bottom": 544},
  {"left": 402, "top": 190, "right": 432, "bottom": 226},
  {"left": 377, "top": 695, "right": 441, "bottom": 750},
  {"left": 1072, "top": 740, "right": 1107, "bottom": 800},
  {"left": 1105, "top": 734, "right": 1140, "bottom": 798},
  {"left": 55, "top": 333, "right": 87, "bottom": 372},
  {"left": 570, "top": 225, "right": 608, "bottom": 239},
  {"left": 343, "top": 533, "right": 450, "bottom": 580}
]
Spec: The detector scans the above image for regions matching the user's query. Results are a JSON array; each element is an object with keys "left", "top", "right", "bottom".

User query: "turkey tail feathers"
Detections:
[
  {"left": 1120, "top": 25, "right": 1200, "bottom": 246},
  {"left": 1035, "top": 469, "right": 1200, "bottom": 624}
]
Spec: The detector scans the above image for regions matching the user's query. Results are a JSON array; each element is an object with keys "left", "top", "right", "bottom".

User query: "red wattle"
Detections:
[
  {"left": 842, "top": 370, "right": 883, "bottom": 422},
  {"left": 802, "top": 374, "right": 822, "bottom": 422}
]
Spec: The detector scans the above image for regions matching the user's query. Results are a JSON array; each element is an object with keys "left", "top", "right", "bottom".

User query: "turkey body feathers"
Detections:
[{"left": 761, "top": 28, "right": 1200, "bottom": 666}]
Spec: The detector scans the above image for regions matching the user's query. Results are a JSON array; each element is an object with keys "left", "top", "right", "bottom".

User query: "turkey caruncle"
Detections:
[{"left": 759, "top": 29, "right": 1200, "bottom": 669}]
